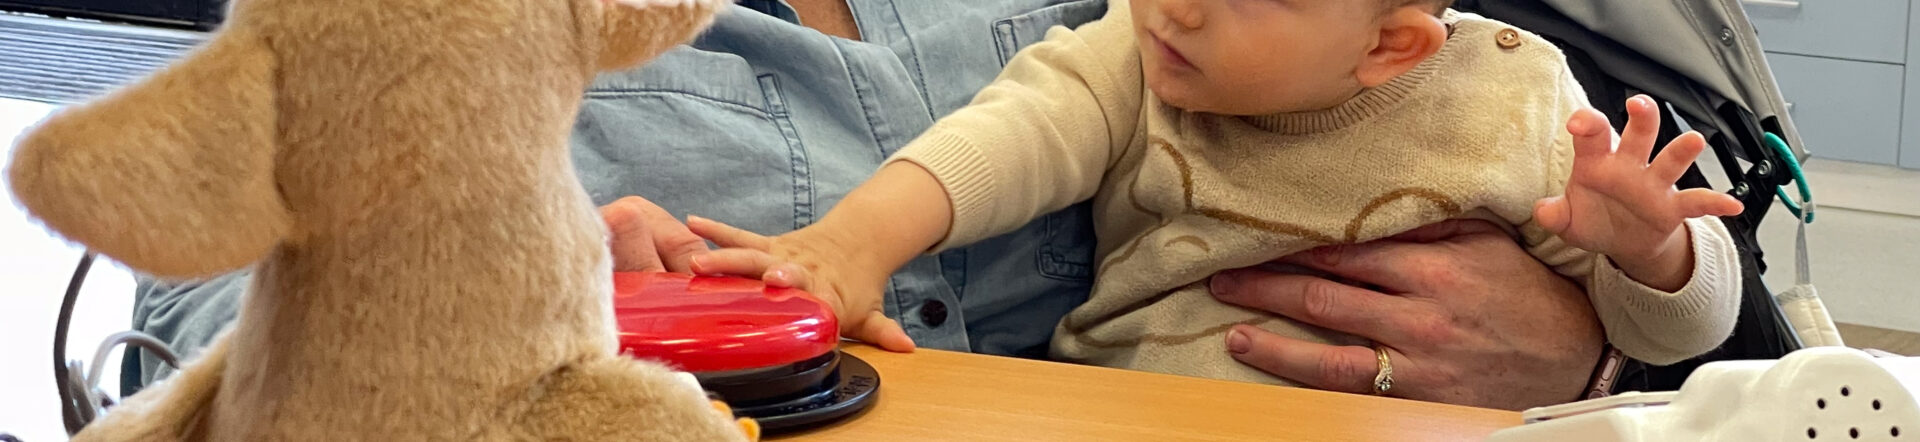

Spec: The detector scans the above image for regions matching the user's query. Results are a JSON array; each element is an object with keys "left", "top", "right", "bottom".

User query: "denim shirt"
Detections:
[{"left": 131, "top": 0, "right": 1111, "bottom": 387}]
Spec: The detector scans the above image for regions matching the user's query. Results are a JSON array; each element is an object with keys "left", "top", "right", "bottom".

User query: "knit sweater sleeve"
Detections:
[
  {"left": 882, "top": 0, "right": 1144, "bottom": 251},
  {"left": 1519, "top": 67, "right": 1743, "bottom": 366}
]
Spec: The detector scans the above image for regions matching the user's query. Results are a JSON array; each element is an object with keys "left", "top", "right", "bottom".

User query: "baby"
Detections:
[{"left": 688, "top": 0, "right": 1745, "bottom": 386}]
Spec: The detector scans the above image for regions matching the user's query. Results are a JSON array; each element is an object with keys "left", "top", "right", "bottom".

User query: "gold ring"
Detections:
[{"left": 1372, "top": 345, "right": 1394, "bottom": 396}]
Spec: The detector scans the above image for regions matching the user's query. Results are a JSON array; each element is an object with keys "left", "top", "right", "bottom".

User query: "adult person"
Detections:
[{"left": 127, "top": 0, "right": 1603, "bottom": 410}]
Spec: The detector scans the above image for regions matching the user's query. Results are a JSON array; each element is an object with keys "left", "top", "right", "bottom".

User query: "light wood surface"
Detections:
[{"left": 772, "top": 345, "right": 1522, "bottom": 441}]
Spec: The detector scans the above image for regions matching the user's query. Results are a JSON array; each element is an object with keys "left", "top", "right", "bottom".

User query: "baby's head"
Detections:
[{"left": 1134, "top": 0, "right": 1453, "bottom": 115}]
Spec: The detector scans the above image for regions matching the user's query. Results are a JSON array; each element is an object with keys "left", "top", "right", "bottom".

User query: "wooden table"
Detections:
[{"left": 771, "top": 345, "right": 1521, "bottom": 441}]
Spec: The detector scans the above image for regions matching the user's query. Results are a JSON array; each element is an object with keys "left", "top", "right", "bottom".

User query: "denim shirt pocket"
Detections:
[
  {"left": 991, "top": 0, "right": 1110, "bottom": 66},
  {"left": 1036, "top": 203, "right": 1097, "bottom": 281},
  {"left": 987, "top": 0, "right": 1108, "bottom": 283},
  {"left": 571, "top": 47, "right": 812, "bottom": 235}
]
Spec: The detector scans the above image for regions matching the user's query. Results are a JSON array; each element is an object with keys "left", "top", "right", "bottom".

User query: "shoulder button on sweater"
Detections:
[{"left": 1496, "top": 28, "right": 1523, "bottom": 49}]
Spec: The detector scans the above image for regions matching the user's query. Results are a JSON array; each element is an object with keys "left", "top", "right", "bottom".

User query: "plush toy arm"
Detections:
[
  {"left": 70, "top": 332, "right": 230, "bottom": 442},
  {"left": 7, "top": 30, "right": 289, "bottom": 279},
  {"left": 594, "top": 0, "right": 730, "bottom": 71}
]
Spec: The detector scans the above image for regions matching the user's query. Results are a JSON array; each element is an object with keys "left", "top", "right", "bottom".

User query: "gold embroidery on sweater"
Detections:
[
  {"left": 1065, "top": 138, "right": 1468, "bottom": 350},
  {"left": 1151, "top": 137, "right": 1465, "bottom": 243},
  {"left": 1159, "top": 138, "right": 1197, "bottom": 209},
  {"left": 1097, "top": 158, "right": 1178, "bottom": 277},
  {"left": 1344, "top": 188, "right": 1463, "bottom": 242},
  {"left": 1163, "top": 235, "right": 1211, "bottom": 253},
  {"left": 1098, "top": 223, "right": 1164, "bottom": 277}
]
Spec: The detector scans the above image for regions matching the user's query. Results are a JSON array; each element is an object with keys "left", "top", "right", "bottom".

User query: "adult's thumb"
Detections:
[{"left": 853, "top": 311, "right": 916, "bottom": 353}]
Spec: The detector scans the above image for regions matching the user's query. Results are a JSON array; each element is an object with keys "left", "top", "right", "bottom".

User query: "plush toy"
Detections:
[{"left": 5, "top": 0, "right": 760, "bottom": 439}]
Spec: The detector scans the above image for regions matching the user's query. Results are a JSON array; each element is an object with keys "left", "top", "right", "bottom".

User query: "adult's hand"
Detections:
[
  {"left": 1210, "top": 219, "right": 1605, "bottom": 410},
  {"left": 598, "top": 196, "right": 711, "bottom": 272}
]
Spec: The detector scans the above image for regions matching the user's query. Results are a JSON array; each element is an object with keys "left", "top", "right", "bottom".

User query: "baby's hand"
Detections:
[
  {"left": 1534, "top": 95, "right": 1744, "bottom": 290},
  {"left": 683, "top": 216, "right": 916, "bottom": 353}
]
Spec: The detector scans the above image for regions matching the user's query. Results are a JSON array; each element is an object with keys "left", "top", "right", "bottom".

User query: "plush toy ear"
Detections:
[
  {"left": 595, "top": 0, "right": 730, "bottom": 71},
  {"left": 6, "top": 29, "right": 289, "bottom": 279}
]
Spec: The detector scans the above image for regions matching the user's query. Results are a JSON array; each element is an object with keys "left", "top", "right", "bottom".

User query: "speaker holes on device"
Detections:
[
  {"left": 1893, "top": 426, "right": 1901, "bottom": 438},
  {"left": 1819, "top": 398, "right": 1828, "bottom": 409},
  {"left": 1841, "top": 386, "right": 1851, "bottom": 397},
  {"left": 1851, "top": 428, "right": 1860, "bottom": 439},
  {"left": 1873, "top": 399, "right": 1882, "bottom": 410},
  {"left": 1810, "top": 428, "right": 1819, "bottom": 439}
]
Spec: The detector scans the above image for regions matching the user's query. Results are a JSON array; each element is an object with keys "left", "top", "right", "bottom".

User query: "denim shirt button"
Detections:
[{"left": 917, "top": 299, "right": 949, "bottom": 328}]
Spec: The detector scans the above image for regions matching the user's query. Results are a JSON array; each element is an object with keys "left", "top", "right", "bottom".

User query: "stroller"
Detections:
[{"left": 1454, "top": 0, "right": 1839, "bottom": 394}]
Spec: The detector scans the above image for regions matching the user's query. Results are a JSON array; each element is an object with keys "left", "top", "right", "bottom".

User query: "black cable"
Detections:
[
  {"left": 55, "top": 252, "right": 96, "bottom": 436},
  {"left": 49, "top": 252, "right": 183, "bottom": 437}
]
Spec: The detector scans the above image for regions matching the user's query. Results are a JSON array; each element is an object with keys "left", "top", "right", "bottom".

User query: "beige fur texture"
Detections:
[{"left": 5, "top": 0, "right": 759, "bottom": 440}]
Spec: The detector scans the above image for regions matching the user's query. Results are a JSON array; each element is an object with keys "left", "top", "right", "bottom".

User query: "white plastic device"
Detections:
[
  {"left": 672, "top": 371, "right": 705, "bottom": 396},
  {"left": 1486, "top": 346, "right": 1918, "bottom": 441}
]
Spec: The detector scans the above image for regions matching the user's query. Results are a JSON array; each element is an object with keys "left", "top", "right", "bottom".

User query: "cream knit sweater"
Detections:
[{"left": 888, "top": 2, "right": 1742, "bottom": 385}]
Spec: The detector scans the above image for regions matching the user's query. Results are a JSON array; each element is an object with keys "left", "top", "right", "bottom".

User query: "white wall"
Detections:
[{"left": 1, "top": 98, "right": 139, "bottom": 442}]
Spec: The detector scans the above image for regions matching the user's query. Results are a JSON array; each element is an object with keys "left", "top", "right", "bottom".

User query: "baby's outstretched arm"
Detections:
[
  {"left": 685, "top": 162, "right": 954, "bottom": 352},
  {"left": 1532, "top": 95, "right": 1745, "bottom": 291},
  {"left": 681, "top": 1, "right": 1143, "bottom": 352}
]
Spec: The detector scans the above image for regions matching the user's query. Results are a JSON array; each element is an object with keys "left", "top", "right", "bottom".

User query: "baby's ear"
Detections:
[
  {"left": 6, "top": 30, "right": 289, "bottom": 278},
  {"left": 1355, "top": 7, "right": 1447, "bottom": 88},
  {"left": 594, "top": 0, "right": 730, "bottom": 71}
]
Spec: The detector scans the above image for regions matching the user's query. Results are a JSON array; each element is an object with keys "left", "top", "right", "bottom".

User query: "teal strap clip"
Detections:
[{"left": 1764, "top": 132, "right": 1812, "bottom": 223}]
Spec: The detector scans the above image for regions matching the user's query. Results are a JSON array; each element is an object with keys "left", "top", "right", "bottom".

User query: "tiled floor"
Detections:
[
  {"left": 1754, "top": 159, "right": 1920, "bottom": 335},
  {"left": 1838, "top": 324, "right": 1920, "bottom": 356}
]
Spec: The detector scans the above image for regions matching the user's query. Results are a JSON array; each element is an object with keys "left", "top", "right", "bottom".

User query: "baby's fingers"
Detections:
[
  {"left": 760, "top": 262, "right": 812, "bottom": 289},
  {"left": 1675, "top": 188, "right": 1745, "bottom": 218},
  {"left": 1651, "top": 132, "right": 1708, "bottom": 185},
  {"left": 688, "top": 215, "right": 771, "bottom": 250},
  {"left": 1532, "top": 196, "right": 1573, "bottom": 235},
  {"left": 689, "top": 249, "right": 783, "bottom": 278},
  {"left": 1566, "top": 108, "right": 1615, "bottom": 162},
  {"left": 758, "top": 265, "right": 912, "bottom": 351},
  {"left": 852, "top": 311, "right": 916, "bottom": 353},
  {"left": 1617, "top": 95, "right": 1662, "bottom": 162}
]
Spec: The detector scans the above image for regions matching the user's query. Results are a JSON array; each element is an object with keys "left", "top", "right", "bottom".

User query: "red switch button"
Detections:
[{"left": 612, "top": 272, "right": 840, "bottom": 373}]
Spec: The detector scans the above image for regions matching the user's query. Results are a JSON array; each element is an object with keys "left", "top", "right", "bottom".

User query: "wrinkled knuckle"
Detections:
[
  {"left": 1425, "top": 266, "right": 1461, "bottom": 289},
  {"left": 1404, "top": 313, "right": 1453, "bottom": 343},
  {"left": 1412, "top": 252, "right": 1452, "bottom": 271},
  {"left": 1408, "top": 258, "right": 1458, "bottom": 287},
  {"left": 1320, "top": 352, "right": 1367, "bottom": 390},
  {"left": 1309, "top": 245, "right": 1344, "bottom": 268},
  {"left": 1301, "top": 280, "right": 1343, "bottom": 323},
  {"left": 664, "top": 235, "right": 704, "bottom": 251}
]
